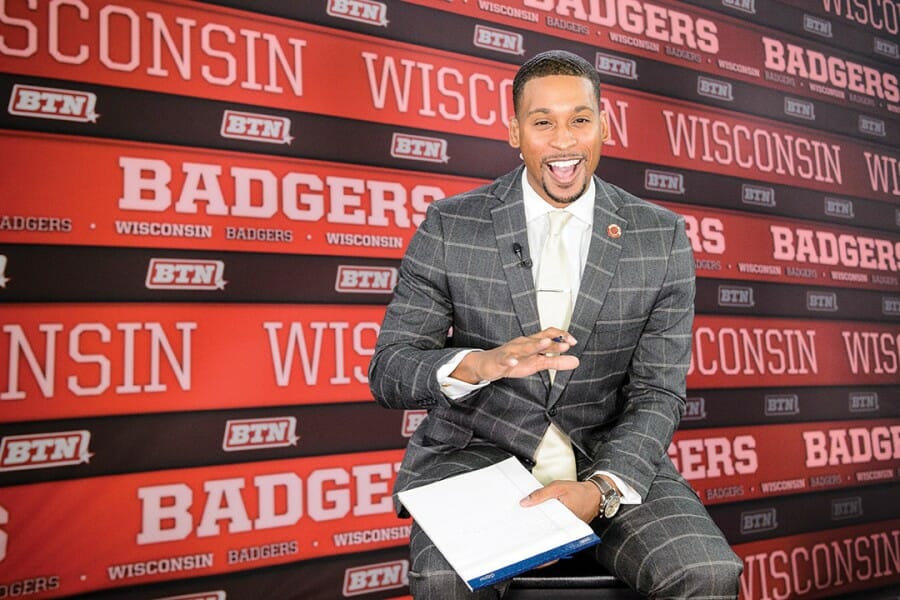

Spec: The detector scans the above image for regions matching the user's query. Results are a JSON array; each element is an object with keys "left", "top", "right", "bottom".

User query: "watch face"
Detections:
[{"left": 604, "top": 494, "right": 621, "bottom": 518}]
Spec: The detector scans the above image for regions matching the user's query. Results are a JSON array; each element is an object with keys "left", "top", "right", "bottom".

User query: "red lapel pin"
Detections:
[{"left": 607, "top": 224, "right": 622, "bottom": 239}]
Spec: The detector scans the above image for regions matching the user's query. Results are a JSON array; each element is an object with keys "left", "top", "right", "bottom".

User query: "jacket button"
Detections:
[{"left": 548, "top": 407, "right": 557, "bottom": 416}]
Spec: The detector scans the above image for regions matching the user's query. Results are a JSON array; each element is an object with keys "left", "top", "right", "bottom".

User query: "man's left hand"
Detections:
[{"left": 519, "top": 479, "right": 604, "bottom": 523}]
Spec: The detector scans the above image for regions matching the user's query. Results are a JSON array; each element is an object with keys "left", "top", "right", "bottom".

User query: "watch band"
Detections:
[{"left": 586, "top": 474, "right": 621, "bottom": 519}]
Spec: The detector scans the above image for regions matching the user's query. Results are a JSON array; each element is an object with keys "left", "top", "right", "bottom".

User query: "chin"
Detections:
[{"left": 543, "top": 179, "right": 588, "bottom": 205}]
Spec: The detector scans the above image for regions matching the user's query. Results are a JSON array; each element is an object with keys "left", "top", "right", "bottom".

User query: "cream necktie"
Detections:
[{"left": 532, "top": 210, "right": 577, "bottom": 484}]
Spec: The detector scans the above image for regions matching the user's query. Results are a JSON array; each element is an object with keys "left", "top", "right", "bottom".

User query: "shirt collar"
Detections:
[{"left": 521, "top": 169, "right": 595, "bottom": 227}]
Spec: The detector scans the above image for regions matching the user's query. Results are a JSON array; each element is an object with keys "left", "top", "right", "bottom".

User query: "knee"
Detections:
[{"left": 651, "top": 556, "right": 743, "bottom": 599}]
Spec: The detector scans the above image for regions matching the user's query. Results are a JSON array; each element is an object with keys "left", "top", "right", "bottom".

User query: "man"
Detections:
[{"left": 368, "top": 50, "right": 742, "bottom": 599}]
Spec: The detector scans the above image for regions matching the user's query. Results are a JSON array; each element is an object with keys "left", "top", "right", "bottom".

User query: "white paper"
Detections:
[{"left": 397, "top": 457, "right": 600, "bottom": 590}]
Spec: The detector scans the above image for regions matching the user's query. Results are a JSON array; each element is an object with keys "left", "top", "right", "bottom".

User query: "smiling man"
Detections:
[{"left": 369, "top": 50, "right": 742, "bottom": 599}]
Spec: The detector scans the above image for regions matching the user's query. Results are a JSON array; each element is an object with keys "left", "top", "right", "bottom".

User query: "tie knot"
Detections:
[{"left": 547, "top": 210, "right": 572, "bottom": 236}]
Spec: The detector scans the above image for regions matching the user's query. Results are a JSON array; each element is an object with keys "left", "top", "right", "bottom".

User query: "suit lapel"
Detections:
[
  {"left": 490, "top": 168, "right": 542, "bottom": 340},
  {"left": 549, "top": 178, "right": 627, "bottom": 399}
]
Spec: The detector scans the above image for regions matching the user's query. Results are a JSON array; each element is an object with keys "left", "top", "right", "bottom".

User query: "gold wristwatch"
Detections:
[{"left": 587, "top": 474, "right": 621, "bottom": 519}]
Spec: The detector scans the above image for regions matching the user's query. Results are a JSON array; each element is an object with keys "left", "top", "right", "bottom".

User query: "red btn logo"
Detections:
[
  {"left": 335, "top": 266, "right": 397, "bottom": 293},
  {"left": 327, "top": 0, "right": 388, "bottom": 26},
  {"left": 220, "top": 109, "right": 293, "bottom": 144},
  {"left": 401, "top": 410, "right": 427, "bottom": 438},
  {"left": 8, "top": 84, "right": 99, "bottom": 122},
  {"left": 0, "top": 430, "right": 93, "bottom": 471},
  {"left": 391, "top": 133, "right": 449, "bottom": 163},
  {"left": 223, "top": 417, "right": 299, "bottom": 452},
  {"left": 146, "top": 259, "right": 227, "bottom": 290},
  {"left": 342, "top": 559, "right": 409, "bottom": 596}
]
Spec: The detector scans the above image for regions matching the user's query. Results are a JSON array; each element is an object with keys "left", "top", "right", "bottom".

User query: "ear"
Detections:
[
  {"left": 599, "top": 110, "right": 610, "bottom": 143},
  {"left": 508, "top": 117, "right": 521, "bottom": 149}
]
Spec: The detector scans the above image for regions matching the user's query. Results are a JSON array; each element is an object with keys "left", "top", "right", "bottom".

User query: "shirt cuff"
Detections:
[
  {"left": 436, "top": 349, "right": 489, "bottom": 399},
  {"left": 592, "top": 471, "right": 641, "bottom": 505}
]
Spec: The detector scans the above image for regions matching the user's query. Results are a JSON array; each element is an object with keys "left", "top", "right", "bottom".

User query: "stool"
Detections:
[{"left": 506, "top": 551, "right": 643, "bottom": 599}]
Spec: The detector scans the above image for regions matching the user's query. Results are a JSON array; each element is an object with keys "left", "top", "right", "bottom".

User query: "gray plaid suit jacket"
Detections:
[{"left": 369, "top": 166, "right": 695, "bottom": 511}]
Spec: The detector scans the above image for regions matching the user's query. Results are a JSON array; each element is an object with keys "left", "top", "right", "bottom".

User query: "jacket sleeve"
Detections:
[
  {"left": 589, "top": 216, "right": 695, "bottom": 498},
  {"left": 368, "top": 203, "right": 470, "bottom": 410}
]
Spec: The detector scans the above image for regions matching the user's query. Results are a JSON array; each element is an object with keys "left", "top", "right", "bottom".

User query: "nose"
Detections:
[{"left": 551, "top": 125, "right": 576, "bottom": 149}]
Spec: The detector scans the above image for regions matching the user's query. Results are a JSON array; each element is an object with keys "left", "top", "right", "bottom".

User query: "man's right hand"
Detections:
[{"left": 449, "top": 328, "right": 579, "bottom": 384}]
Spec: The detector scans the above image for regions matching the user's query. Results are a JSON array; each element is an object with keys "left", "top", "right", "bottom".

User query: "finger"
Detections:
[{"left": 546, "top": 355, "right": 580, "bottom": 371}]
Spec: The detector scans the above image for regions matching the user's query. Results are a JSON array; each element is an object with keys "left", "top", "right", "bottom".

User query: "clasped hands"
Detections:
[{"left": 448, "top": 327, "right": 579, "bottom": 384}]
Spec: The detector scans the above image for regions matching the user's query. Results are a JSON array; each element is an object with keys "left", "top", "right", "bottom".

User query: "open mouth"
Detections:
[{"left": 546, "top": 158, "right": 582, "bottom": 184}]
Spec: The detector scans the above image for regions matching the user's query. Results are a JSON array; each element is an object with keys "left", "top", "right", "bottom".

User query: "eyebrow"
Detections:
[{"left": 526, "top": 105, "right": 596, "bottom": 117}]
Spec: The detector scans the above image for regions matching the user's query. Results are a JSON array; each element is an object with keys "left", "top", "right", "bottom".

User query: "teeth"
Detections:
[{"left": 549, "top": 159, "right": 579, "bottom": 168}]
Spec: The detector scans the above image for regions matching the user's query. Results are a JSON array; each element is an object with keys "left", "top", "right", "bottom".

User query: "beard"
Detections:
[{"left": 541, "top": 175, "right": 588, "bottom": 205}]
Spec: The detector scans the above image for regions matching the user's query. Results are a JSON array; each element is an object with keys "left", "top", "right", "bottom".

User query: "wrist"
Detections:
[
  {"left": 449, "top": 352, "right": 483, "bottom": 384},
  {"left": 586, "top": 474, "right": 621, "bottom": 519}
]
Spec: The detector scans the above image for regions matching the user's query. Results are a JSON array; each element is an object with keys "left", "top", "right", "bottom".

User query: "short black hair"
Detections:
[{"left": 512, "top": 50, "right": 602, "bottom": 116}]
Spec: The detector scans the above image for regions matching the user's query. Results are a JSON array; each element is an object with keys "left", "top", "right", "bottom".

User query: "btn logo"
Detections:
[
  {"left": 594, "top": 52, "right": 637, "bottom": 80},
  {"left": 831, "top": 497, "right": 863, "bottom": 520},
  {"left": 221, "top": 110, "right": 293, "bottom": 145},
  {"left": 806, "top": 291, "right": 837, "bottom": 312},
  {"left": 8, "top": 84, "right": 99, "bottom": 122},
  {"left": 764, "top": 394, "right": 799, "bottom": 416},
  {"left": 740, "top": 508, "right": 778, "bottom": 535},
  {"left": 473, "top": 24, "right": 524, "bottom": 55},
  {"left": 644, "top": 169, "right": 684, "bottom": 194},
  {"left": 849, "top": 392, "right": 879, "bottom": 413},
  {"left": 0, "top": 254, "right": 9, "bottom": 288},
  {"left": 824, "top": 196, "right": 854, "bottom": 219},
  {"left": 683, "top": 397, "right": 707, "bottom": 421},
  {"left": 803, "top": 14, "right": 833, "bottom": 38},
  {"left": 402, "top": 410, "right": 427, "bottom": 437},
  {"left": 874, "top": 37, "right": 899, "bottom": 60},
  {"left": 717, "top": 285, "right": 754, "bottom": 308},
  {"left": 858, "top": 115, "right": 886, "bottom": 137},
  {"left": 697, "top": 76, "right": 733, "bottom": 101},
  {"left": 223, "top": 417, "right": 299, "bottom": 452},
  {"left": 741, "top": 184, "right": 775, "bottom": 208},
  {"left": 335, "top": 266, "right": 397, "bottom": 293},
  {"left": 146, "top": 259, "right": 227, "bottom": 290},
  {"left": 391, "top": 133, "right": 449, "bottom": 163},
  {"left": 0, "top": 430, "right": 92, "bottom": 471},
  {"left": 883, "top": 297, "right": 900, "bottom": 316},
  {"left": 784, "top": 97, "right": 815, "bottom": 120},
  {"left": 722, "top": 0, "right": 756, "bottom": 14},
  {"left": 343, "top": 559, "right": 409, "bottom": 596},
  {"left": 326, "top": 0, "right": 388, "bottom": 26}
]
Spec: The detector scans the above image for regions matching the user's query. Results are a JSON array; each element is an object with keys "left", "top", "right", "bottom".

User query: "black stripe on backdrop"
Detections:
[
  {"left": 2, "top": 75, "right": 897, "bottom": 232},
  {"left": 2, "top": 384, "right": 896, "bottom": 485},
  {"left": 5, "top": 244, "right": 899, "bottom": 318},
  {"left": 0, "top": 244, "right": 398, "bottom": 304},
  {"left": 0, "top": 402, "right": 408, "bottom": 486},
  {"left": 85, "top": 545, "right": 412, "bottom": 600},
  {"left": 708, "top": 481, "right": 899, "bottom": 543},
  {"left": 678, "top": 385, "right": 900, "bottom": 429},
  {"left": 695, "top": 278, "right": 900, "bottom": 321}
]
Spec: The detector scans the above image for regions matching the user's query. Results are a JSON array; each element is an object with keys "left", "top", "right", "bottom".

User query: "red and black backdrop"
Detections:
[{"left": 1, "top": 1, "right": 899, "bottom": 598}]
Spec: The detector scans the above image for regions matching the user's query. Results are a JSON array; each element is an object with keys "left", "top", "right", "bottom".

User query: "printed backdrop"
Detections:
[{"left": 1, "top": 1, "right": 899, "bottom": 598}]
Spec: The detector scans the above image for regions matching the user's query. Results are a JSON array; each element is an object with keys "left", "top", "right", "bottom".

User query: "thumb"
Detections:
[{"left": 520, "top": 486, "right": 552, "bottom": 507}]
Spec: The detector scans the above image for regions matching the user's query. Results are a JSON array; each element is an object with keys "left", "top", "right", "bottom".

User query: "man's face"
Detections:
[{"left": 508, "top": 74, "right": 609, "bottom": 208}]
